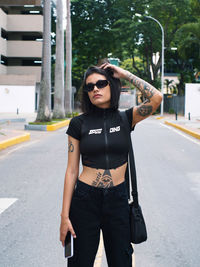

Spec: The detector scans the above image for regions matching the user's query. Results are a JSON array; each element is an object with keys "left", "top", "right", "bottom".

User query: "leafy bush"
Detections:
[
  {"left": 169, "top": 108, "right": 175, "bottom": 114},
  {"left": 66, "top": 112, "right": 79, "bottom": 118}
]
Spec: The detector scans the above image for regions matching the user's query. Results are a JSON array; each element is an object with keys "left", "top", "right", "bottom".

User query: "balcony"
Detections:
[
  {"left": 7, "top": 40, "right": 42, "bottom": 58},
  {"left": 7, "top": 14, "right": 43, "bottom": 32}
]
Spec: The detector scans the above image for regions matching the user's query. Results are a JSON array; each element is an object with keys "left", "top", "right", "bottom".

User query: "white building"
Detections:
[{"left": 0, "top": 1, "right": 43, "bottom": 113}]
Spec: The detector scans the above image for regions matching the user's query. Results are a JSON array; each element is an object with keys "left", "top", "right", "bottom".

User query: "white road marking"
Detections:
[
  {"left": 159, "top": 123, "right": 172, "bottom": 130},
  {"left": 0, "top": 140, "right": 40, "bottom": 160},
  {"left": 0, "top": 198, "right": 18, "bottom": 215},
  {"left": 160, "top": 123, "right": 200, "bottom": 146}
]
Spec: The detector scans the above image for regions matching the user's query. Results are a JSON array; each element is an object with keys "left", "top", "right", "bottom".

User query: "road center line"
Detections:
[{"left": 0, "top": 198, "right": 18, "bottom": 215}]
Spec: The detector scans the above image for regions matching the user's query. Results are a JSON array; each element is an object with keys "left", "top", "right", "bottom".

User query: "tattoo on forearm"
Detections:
[
  {"left": 68, "top": 141, "right": 74, "bottom": 152},
  {"left": 137, "top": 104, "right": 153, "bottom": 117},
  {"left": 143, "top": 99, "right": 150, "bottom": 104},
  {"left": 92, "top": 169, "right": 114, "bottom": 188},
  {"left": 125, "top": 71, "right": 156, "bottom": 99}
]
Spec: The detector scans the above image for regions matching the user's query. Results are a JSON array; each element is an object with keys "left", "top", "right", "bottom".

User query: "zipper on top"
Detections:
[{"left": 103, "top": 110, "right": 109, "bottom": 169}]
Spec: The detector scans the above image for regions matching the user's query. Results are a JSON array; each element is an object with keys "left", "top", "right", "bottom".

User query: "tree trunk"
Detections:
[
  {"left": 65, "top": 0, "right": 72, "bottom": 115},
  {"left": 36, "top": 0, "right": 51, "bottom": 122},
  {"left": 52, "top": 0, "right": 65, "bottom": 119}
]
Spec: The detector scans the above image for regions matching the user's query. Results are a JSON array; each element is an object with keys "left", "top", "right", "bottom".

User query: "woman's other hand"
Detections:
[
  {"left": 100, "top": 63, "right": 127, "bottom": 80},
  {"left": 60, "top": 216, "right": 76, "bottom": 247}
]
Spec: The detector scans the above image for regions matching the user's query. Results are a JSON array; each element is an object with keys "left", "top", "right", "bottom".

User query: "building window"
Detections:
[
  {"left": 22, "top": 59, "right": 41, "bottom": 66},
  {"left": 22, "top": 34, "right": 43, "bottom": 41},
  {"left": 1, "top": 28, "right": 8, "bottom": 40},
  {"left": 0, "top": 55, "right": 8, "bottom": 65}
]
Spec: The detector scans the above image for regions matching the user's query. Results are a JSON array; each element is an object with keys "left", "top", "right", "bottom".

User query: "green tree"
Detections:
[
  {"left": 164, "top": 79, "right": 174, "bottom": 94},
  {"left": 176, "top": 20, "right": 200, "bottom": 67},
  {"left": 112, "top": 0, "right": 192, "bottom": 89},
  {"left": 70, "top": 0, "right": 198, "bottom": 95},
  {"left": 166, "top": 0, "right": 200, "bottom": 94},
  {"left": 70, "top": 0, "right": 123, "bottom": 91},
  {"left": 190, "top": 0, "right": 200, "bottom": 17}
]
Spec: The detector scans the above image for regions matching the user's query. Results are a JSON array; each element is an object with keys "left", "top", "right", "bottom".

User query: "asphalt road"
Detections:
[
  {"left": 0, "top": 128, "right": 69, "bottom": 267},
  {"left": 100, "top": 118, "right": 200, "bottom": 267},
  {"left": 0, "top": 118, "right": 200, "bottom": 267},
  {"left": 130, "top": 119, "right": 200, "bottom": 267}
]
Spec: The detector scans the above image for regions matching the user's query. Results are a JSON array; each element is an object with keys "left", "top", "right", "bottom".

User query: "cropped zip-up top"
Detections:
[{"left": 66, "top": 106, "right": 135, "bottom": 169}]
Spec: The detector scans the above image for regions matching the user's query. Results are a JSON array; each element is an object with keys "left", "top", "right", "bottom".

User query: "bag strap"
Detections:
[{"left": 120, "top": 111, "right": 139, "bottom": 207}]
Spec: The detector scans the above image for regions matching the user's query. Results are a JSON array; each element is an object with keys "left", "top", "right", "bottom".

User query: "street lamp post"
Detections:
[{"left": 135, "top": 14, "right": 164, "bottom": 116}]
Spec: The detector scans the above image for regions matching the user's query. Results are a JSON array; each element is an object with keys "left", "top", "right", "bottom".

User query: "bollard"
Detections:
[
  {"left": 175, "top": 112, "right": 178, "bottom": 120},
  {"left": 188, "top": 112, "right": 190, "bottom": 120}
]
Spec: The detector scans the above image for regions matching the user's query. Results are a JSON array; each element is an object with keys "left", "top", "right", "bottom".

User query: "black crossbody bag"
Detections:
[{"left": 120, "top": 111, "right": 147, "bottom": 244}]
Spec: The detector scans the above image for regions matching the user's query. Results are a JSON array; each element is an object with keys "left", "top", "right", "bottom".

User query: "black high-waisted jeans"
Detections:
[{"left": 68, "top": 179, "right": 133, "bottom": 267}]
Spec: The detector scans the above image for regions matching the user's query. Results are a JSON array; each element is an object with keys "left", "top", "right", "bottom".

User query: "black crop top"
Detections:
[{"left": 66, "top": 106, "right": 135, "bottom": 169}]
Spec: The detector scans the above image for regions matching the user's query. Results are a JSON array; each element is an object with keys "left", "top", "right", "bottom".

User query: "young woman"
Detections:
[{"left": 60, "top": 63, "right": 162, "bottom": 267}]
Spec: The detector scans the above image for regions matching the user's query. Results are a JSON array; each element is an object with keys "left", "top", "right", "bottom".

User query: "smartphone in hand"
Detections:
[{"left": 64, "top": 231, "right": 74, "bottom": 258}]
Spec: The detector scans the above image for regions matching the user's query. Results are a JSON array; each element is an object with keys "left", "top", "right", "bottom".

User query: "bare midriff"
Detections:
[{"left": 78, "top": 162, "right": 127, "bottom": 188}]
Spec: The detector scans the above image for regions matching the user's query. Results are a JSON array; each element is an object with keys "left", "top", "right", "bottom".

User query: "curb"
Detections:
[
  {"left": 24, "top": 119, "right": 70, "bottom": 131},
  {"left": 24, "top": 124, "right": 47, "bottom": 131},
  {"left": 0, "top": 119, "right": 71, "bottom": 150},
  {"left": 0, "top": 133, "right": 30, "bottom": 150},
  {"left": 0, "top": 118, "right": 26, "bottom": 123},
  {"left": 164, "top": 121, "right": 200, "bottom": 140},
  {"left": 46, "top": 119, "right": 70, "bottom": 131}
]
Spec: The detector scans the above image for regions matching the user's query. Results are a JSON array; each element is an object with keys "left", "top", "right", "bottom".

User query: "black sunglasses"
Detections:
[{"left": 84, "top": 80, "right": 109, "bottom": 92}]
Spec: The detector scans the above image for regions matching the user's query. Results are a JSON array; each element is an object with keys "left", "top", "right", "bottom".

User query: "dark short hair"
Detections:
[{"left": 81, "top": 66, "right": 121, "bottom": 113}]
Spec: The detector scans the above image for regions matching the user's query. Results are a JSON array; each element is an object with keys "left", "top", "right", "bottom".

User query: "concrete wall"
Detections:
[
  {"left": 0, "top": 9, "right": 7, "bottom": 57},
  {"left": 0, "top": 37, "right": 7, "bottom": 56},
  {"left": 0, "top": 8, "right": 7, "bottom": 30},
  {"left": 0, "top": 74, "right": 36, "bottom": 85},
  {"left": 7, "top": 40, "right": 42, "bottom": 58},
  {"left": 185, "top": 83, "right": 200, "bottom": 119},
  {"left": 7, "top": 67, "right": 41, "bottom": 82},
  {"left": 0, "top": 65, "right": 7, "bottom": 74},
  {"left": 7, "top": 15, "right": 43, "bottom": 32},
  {"left": 0, "top": 84, "right": 35, "bottom": 112}
]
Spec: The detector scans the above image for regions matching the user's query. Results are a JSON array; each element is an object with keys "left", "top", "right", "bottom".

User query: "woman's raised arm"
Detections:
[
  {"left": 100, "top": 63, "right": 163, "bottom": 127},
  {"left": 124, "top": 71, "right": 163, "bottom": 127}
]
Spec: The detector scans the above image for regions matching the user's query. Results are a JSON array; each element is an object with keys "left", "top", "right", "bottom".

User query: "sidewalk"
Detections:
[
  {"left": 1, "top": 112, "right": 200, "bottom": 151},
  {"left": 0, "top": 112, "right": 36, "bottom": 150},
  {"left": 0, "top": 112, "right": 71, "bottom": 150},
  {"left": 155, "top": 113, "right": 200, "bottom": 140}
]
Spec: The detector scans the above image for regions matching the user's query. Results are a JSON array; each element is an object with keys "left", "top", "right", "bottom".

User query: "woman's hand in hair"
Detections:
[{"left": 100, "top": 63, "right": 127, "bottom": 80}]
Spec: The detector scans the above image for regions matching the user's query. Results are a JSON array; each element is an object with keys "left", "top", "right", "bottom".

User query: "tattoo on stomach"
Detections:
[{"left": 92, "top": 169, "right": 114, "bottom": 188}]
